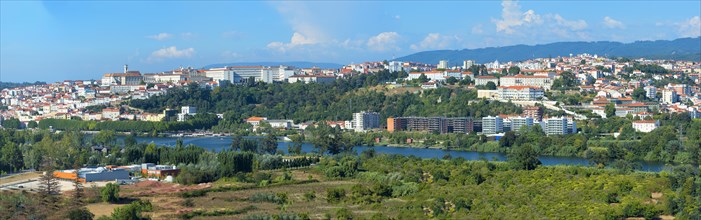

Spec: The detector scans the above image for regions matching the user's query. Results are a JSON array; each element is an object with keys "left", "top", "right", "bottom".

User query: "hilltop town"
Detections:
[{"left": 1, "top": 54, "right": 699, "bottom": 137}]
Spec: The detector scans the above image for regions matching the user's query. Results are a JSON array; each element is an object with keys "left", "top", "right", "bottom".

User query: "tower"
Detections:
[{"left": 123, "top": 64, "right": 128, "bottom": 73}]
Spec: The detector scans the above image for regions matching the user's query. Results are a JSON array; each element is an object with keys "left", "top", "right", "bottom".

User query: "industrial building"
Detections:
[
  {"left": 141, "top": 163, "right": 180, "bottom": 179},
  {"left": 54, "top": 167, "right": 130, "bottom": 182}
]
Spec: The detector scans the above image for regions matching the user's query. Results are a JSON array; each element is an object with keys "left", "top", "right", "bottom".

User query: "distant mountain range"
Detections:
[
  {"left": 202, "top": 61, "right": 343, "bottom": 69},
  {"left": 395, "top": 37, "right": 701, "bottom": 65}
]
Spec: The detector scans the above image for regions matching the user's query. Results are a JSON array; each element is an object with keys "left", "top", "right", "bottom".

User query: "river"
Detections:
[{"left": 128, "top": 136, "right": 669, "bottom": 172}]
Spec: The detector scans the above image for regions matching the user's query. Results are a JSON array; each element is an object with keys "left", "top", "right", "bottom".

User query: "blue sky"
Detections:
[{"left": 1, "top": 1, "right": 700, "bottom": 82}]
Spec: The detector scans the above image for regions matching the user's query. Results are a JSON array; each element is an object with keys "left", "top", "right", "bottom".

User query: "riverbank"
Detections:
[{"left": 127, "top": 136, "right": 670, "bottom": 172}]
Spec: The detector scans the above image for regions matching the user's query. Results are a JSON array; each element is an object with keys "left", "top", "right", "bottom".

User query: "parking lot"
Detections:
[{"left": 1, "top": 174, "right": 112, "bottom": 193}]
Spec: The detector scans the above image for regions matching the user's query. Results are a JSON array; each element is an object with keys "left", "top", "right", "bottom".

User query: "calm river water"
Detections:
[{"left": 130, "top": 136, "right": 669, "bottom": 172}]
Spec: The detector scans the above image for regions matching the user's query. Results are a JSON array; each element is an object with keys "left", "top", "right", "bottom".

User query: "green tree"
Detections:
[
  {"left": 1, "top": 142, "right": 24, "bottom": 173},
  {"left": 508, "top": 66, "right": 521, "bottom": 75},
  {"left": 289, "top": 134, "right": 304, "bottom": 155},
  {"left": 101, "top": 183, "right": 120, "bottom": 203},
  {"left": 66, "top": 208, "right": 94, "bottom": 220},
  {"left": 38, "top": 158, "right": 60, "bottom": 212},
  {"left": 499, "top": 131, "right": 517, "bottom": 148},
  {"left": 631, "top": 87, "right": 647, "bottom": 101},
  {"left": 605, "top": 103, "right": 616, "bottom": 118},
  {"left": 93, "top": 130, "right": 116, "bottom": 147},
  {"left": 418, "top": 73, "right": 429, "bottom": 83},
  {"left": 508, "top": 144, "right": 542, "bottom": 170},
  {"left": 446, "top": 76, "right": 458, "bottom": 85},
  {"left": 261, "top": 132, "right": 278, "bottom": 154},
  {"left": 485, "top": 81, "right": 497, "bottom": 90},
  {"left": 1, "top": 118, "right": 22, "bottom": 129},
  {"left": 27, "top": 121, "right": 38, "bottom": 128}
]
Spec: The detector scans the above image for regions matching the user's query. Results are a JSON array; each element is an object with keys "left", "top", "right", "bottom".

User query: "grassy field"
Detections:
[
  {"left": 110, "top": 168, "right": 381, "bottom": 220},
  {"left": 86, "top": 203, "right": 126, "bottom": 218}
]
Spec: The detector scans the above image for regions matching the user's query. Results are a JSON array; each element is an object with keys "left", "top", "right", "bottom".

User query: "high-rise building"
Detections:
[
  {"left": 662, "top": 90, "right": 678, "bottom": 104},
  {"left": 388, "top": 61, "right": 404, "bottom": 73},
  {"left": 481, "top": 116, "right": 503, "bottom": 134},
  {"left": 353, "top": 111, "right": 380, "bottom": 132},
  {"left": 543, "top": 117, "right": 568, "bottom": 135},
  {"left": 523, "top": 106, "right": 543, "bottom": 121},
  {"left": 511, "top": 116, "right": 534, "bottom": 132},
  {"left": 387, "top": 117, "right": 473, "bottom": 134},
  {"left": 463, "top": 60, "right": 475, "bottom": 69},
  {"left": 438, "top": 60, "right": 449, "bottom": 69},
  {"left": 644, "top": 86, "right": 657, "bottom": 99}
]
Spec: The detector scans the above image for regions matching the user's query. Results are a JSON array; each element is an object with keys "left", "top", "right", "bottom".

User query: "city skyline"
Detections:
[{"left": 1, "top": 0, "right": 700, "bottom": 82}]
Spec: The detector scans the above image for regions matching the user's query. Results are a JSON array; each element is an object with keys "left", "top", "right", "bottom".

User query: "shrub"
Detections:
[
  {"left": 100, "top": 183, "right": 120, "bottom": 203},
  {"left": 326, "top": 188, "right": 346, "bottom": 203},
  {"left": 335, "top": 208, "right": 354, "bottom": 220},
  {"left": 303, "top": 191, "right": 316, "bottom": 201}
]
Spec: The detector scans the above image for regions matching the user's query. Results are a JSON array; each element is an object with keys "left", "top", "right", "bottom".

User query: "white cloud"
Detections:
[
  {"left": 266, "top": 32, "right": 320, "bottom": 52},
  {"left": 603, "top": 16, "right": 625, "bottom": 29},
  {"left": 147, "top": 46, "right": 195, "bottom": 62},
  {"left": 552, "top": 14, "right": 587, "bottom": 30},
  {"left": 366, "top": 32, "right": 401, "bottom": 51},
  {"left": 410, "top": 33, "right": 460, "bottom": 51},
  {"left": 678, "top": 16, "right": 701, "bottom": 37},
  {"left": 472, "top": 24, "right": 484, "bottom": 34},
  {"left": 147, "top": 33, "right": 173, "bottom": 41},
  {"left": 491, "top": 0, "right": 589, "bottom": 41},
  {"left": 494, "top": 0, "right": 542, "bottom": 34},
  {"left": 270, "top": 2, "right": 329, "bottom": 46}
]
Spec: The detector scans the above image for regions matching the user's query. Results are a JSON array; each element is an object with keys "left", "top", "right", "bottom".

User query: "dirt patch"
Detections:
[
  {"left": 651, "top": 192, "right": 663, "bottom": 199},
  {"left": 658, "top": 215, "right": 675, "bottom": 220},
  {"left": 121, "top": 181, "right": 211, "bottom": 197},
  {"left": 86, "top": 203, "right": 126, "bottom": 218},
  {"left": 0, "top": 172, "right": 42, "bottom": 185}
]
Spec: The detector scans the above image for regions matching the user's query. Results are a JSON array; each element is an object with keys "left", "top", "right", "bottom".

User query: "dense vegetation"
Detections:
[
  {"left": 38, "top": 113, "right": 219, "bottom": 133},
  {"left": 1, "top": 127, "right": 700, "bottom": 219},
  {"left": 129, "top": 73, "right": 522, "bottom": 132}
]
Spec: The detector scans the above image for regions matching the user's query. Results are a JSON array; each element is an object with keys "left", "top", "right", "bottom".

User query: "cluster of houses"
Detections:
[{"left": 2, "top": 54, "right": 699, "bottom": 136}]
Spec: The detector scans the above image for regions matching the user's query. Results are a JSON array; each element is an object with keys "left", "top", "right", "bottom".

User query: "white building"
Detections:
[
  {"left": 499, "top": 74, "right": 553, "bottom": 90},
  {"left": 177, "top": 106, "right": 197, "bottom": 122},
  {"left": 352, "top": 111, "right": 380, "bottom": 132},
  {"left": 438, "top": 60, "right": 449, "bottom": 69},
  {"left": 388, "top": 61, "right": 404, "bottom": 73},
  {"left": 632, "top": 120, "right": 659, "bottom": 133},
  {"left": 543, "top": 117, "right": 568, "bottom": 135},
  {"left": 644, "top": 86, "right": 657, "bottom": 99},
  {"left": 662, "top": 90, "right": 678, "bottom": 104},
  {"left": 511, "top": 116, "right": 534, "bottom": 132},
  {"left": 475, "top": 76, "right": 499, "bottom": 86},
  {"left": 181, "top": 106, "right": 196, "bottom": 115},
  {"left": 482, "top": 115, "right": 503, "bottom": 134},
  {"left": 497, "top": 86, "right": 544, "bottom": 101},
  {"left": 101, "top": 72, "right": 143, "bottom": 86},
  {"left": 204, "top": 68, "right": 235, "bottom": 83},
  {"left": 101, "top": 108, "right": 120, "bottom": 120},
  {"left": 267, "top": 120, "right": 293, "bottom": 130},
  {"left": 463, "top": 60, "right": 475, "bottom": 69},
  {"left": 407, "top": 71, "right": 445, "bottom": 81},
  {"left": 287, "top": 75, "right": 336, "bottom": 84}
]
